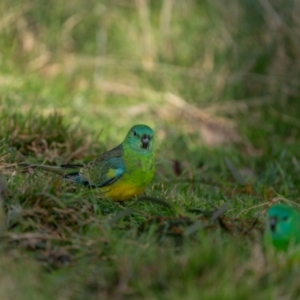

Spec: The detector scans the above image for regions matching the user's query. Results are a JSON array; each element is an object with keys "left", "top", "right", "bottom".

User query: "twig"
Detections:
[
  {"left": 258, "top": 0, "right": 284, "bottom": 29},
  {"left": 135, "top": 0, "right": 156, "bottom": 69},
  {"left": 269, "top": 107, "right": 300, "bottom": 128},
  {"left": 5, "top": 232, "right": 73, "bottom": 242},
  {"left": 159, "top": 0, "right": 174, "bottom": 56}
]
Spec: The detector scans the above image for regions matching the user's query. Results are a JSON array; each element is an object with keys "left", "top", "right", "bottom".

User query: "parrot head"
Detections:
[
  {"left": 266, "top": 204, "right": 300, "bottom": 250},
  {"left": 125, "top": 124, "right": 154, "bottom": 152}
]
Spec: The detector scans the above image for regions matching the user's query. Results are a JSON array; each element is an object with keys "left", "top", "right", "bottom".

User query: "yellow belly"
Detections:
[{"left": 100, "top": 181, "right": 145, "bottom": 201}]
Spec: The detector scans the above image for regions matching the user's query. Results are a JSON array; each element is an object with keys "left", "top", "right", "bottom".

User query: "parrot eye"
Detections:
[
  {"left": 133, "top": 130, "right": 137, "bottom": 136},
  {"left": 282, "top": 215, "right": 289, "bottom": 221}
]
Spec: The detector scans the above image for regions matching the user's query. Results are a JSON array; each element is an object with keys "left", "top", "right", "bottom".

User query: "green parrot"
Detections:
[
  {"left": 21, "top": 124, "right": 155, "bottom": 201},
  {"left": 265, "top": 204, "right": 300, "bottom": 251}
]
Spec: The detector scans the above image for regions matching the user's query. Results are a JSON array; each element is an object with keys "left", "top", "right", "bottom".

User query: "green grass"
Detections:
[{"left": 1, "top": 0, "right": 300, "bottom": 299}]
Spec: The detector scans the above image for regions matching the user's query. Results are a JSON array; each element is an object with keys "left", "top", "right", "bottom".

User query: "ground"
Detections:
[{"left": 1, "top": 1, "right": 300, "bottom": 299}]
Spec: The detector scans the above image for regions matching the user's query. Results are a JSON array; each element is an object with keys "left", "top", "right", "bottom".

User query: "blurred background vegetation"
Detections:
[
  {"left": 2, "top": 0, "right": 300, "bottom": 141},
  {"left": 1, "top": 0, "right": 300, "bottom": 298}
]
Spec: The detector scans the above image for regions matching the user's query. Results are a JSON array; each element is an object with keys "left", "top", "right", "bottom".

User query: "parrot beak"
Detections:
[
  {"left": 269, "top": 216, "right": 277, "bottom": 232},
  {"left": 141, "top": 134, "right": 151, "bottom": 149}
]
